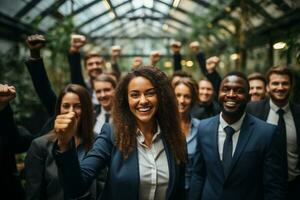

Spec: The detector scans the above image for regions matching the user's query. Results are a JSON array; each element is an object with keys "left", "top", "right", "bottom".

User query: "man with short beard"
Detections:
[
  {"left": 247, "top": 66, "right": 300, "bottom": 200},
  {"left": 189, "top": 71, "right": 286, "bottom": 200}
]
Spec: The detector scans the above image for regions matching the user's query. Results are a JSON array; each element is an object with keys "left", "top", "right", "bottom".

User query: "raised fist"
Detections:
[
  {"left": 189, "top": 41, "right": 200, "bottom": 53},
  {"left": 206, "top": 56, "right": 220, "bottom": 73},
  {"left": 150, "top": 50, "right": 160, "bottom": 66},
  {"left": 170, "top": 41, "right": 181, "bottom": 54},
  {"left": 54, "top": 111, "right": 78, "bottom": 151},
  {"left": 70, "top": 34, "right": 86, "bottom": 53},
  {"left": 0, "top": 84, "right": 16, "bottom": 111},
  {"left": 26, "top": 34, "right": 45, "bottom": 51}
]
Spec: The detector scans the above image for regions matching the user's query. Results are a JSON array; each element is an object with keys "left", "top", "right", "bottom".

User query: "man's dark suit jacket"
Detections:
[
  {"left": 54, "top": 124, "right": 185, "bottom": 200},
  {"left": 189, "top": 114, "right": 286, "bottom": 200},
  {"left": 246, "top": 98, "right": 300, "bottom": 168}
]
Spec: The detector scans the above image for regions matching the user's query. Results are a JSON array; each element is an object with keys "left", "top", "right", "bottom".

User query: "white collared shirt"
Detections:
[
  {"left": 267, "top": 99, "right": 299, "bottom": 181},
  {"left": 218, "top": 113, "right": 245, "bottom": 160},
  {"left": 93, "top": 107, "right": 111, "bottom": 135},
  {"left": 136, "top": 125, "right": 169, "bottom": 200}
]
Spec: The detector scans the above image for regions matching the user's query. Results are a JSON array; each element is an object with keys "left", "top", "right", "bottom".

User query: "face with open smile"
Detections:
[
  {"left": 128, "top": 76, "right": 158, "bottom": 128},
  {"left": 219, "top": 75, "right": 249, "bottom": 120}
]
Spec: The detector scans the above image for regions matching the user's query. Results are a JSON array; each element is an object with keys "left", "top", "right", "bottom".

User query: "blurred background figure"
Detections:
[
  {"left": 131, "top": 56, "right": 143, "bottom": 70},
  {"left": 149, "top": 50, "right": 161, "bottom": 66},
  {"left": 247, "top": 72, "right": 267, "bottom": 102}
]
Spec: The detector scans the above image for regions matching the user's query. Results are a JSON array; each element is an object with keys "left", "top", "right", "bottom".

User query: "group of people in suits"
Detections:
[{"left": 1, "top": 33, "right": 299, "bottom": 200}]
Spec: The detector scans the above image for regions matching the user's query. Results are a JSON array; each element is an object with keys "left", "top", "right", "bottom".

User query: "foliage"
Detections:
[{"left": 0, "top": 44, "right": 43, "bottom": 122}]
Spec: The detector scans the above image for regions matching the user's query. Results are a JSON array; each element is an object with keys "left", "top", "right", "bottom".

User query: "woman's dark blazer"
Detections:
[{"left": 55, "top": 123, "right": 186, "bottom": 200}]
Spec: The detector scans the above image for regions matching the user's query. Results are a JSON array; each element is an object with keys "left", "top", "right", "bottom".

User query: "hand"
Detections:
[
  {"left": 170, "top": 41, "right": 181, "bottom": 54},
  {"left": 189, "top": 41, "right": 200, "bottom": 54},
  {"left": 111, "top": 45, "right": 121, "bottom": 58},
  {"left": 26, "top": 34, "right": 46, "bottom": 58},
  {"left": 54, "top": 112, "right": 78, "bottom": 152},
  {"left": 70, "top": 34, "right": 86, "bottom": 53},
  {"left": 150, "top": 51, "right": 160, "bottom": 66},
  {"left": 206, "top": 56, "right": 220, "bottom": 73},
  {"left": 0, "top": 84, "right": 16, "bottom": 111}
]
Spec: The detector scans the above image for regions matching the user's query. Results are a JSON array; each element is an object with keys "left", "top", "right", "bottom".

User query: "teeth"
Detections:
[
  {"left": 226, "top": 101, "right": 236, "bottom": 106},
  {"left": 138, "top": 107, "right": 151, "bottom": 112}
]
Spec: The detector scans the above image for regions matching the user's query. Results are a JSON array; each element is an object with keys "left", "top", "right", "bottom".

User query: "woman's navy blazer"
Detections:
[{"left": 55, "top": 123, "right": 185, "bottom": 200}]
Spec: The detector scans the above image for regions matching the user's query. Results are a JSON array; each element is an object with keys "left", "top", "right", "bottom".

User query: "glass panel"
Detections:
[
  {"left": 111, "top": 0, "right": 128, "bottom": 7},
  {"left": 80, "top": 14, "right": 112, "bottom": 32},
  {"left": 74, "top": 0, "right": 95, "bottom": 10},
  {"left": 154, "top": 1, "right": 170, "bottom": 13},
  {"left": 0, "top": 0, "right": 27, "bottom": 17},
  {"left": 58, "top": 0, "right": 72, "bottom": 15},
  {"left": 20, "top": 0, "right": 56, "bottom": 23},
  {"left": 38, "top": 16, "right": 57, "bottom": 31},
  {"left": 169, "top": 9, "right": 190, "bottom": 23},
  {"left": 115, "top": 3, "right": 132, "bottom": 16}
]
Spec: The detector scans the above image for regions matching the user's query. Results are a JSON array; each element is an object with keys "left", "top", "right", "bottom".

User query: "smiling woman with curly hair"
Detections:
[{"left": 53, "top": 66, "right": 187, "bottom": 200}]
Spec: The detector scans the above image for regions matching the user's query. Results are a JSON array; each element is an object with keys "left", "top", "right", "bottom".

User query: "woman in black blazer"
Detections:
[
  {"left": 54, "top": 67, "right": 187, "bottom": 200},
  {"left": 25, "top": 84, "right": 96, "bottom": 200}
]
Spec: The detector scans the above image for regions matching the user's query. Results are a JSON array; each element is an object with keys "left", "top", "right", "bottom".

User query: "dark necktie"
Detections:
[
  {"left": 223, "top": 126, "right": 235, "bottom": 177},
  {"left": 277, "top": 108, "right": 286, "bottom": 140},
  {"left": 277, "top": 108, "right": 288, "bottom": 177},
  {"left": 105, "top": 113, "right": 110, "bottom": 123}
]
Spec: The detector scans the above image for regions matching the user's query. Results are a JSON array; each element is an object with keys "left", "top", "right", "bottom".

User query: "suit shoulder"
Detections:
[{"left": 248, "top": 114, "right": 277, "bottom": 133}]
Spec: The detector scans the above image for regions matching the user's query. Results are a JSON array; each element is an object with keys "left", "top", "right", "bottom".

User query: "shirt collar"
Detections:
[
  {"left": 269, "top": 99, "right": 290, "bottom": 113},
  {"left": 220, "top": 112, "right": 246, "bottom": 132},
  {"left": 136, "top": 123, "right": 161, "bottom": 144}
]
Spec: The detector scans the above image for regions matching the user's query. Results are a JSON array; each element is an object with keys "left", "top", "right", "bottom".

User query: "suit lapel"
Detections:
[
  {"left": 162, "top": 136, "right": 175, "bottom": 199},
  {"left": 210, "top": 116, "right": 225, "bottom": 179},
  {"left": 262, "top": 98, "right": 270, "bottom": 120},
  {"left": 227, "top": 114, "right": 254, "bottom": 178}
]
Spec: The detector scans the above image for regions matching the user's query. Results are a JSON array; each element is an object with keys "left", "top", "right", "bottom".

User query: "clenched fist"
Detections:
[
  {"left": 26, "top": 34, "right": 46, "bottom": 58},
  {"left": 54, "top": 111, "right": 78, "bottom": 151},
  {"left": 0, "top": 84, "right": 16, "bottom": 111}
]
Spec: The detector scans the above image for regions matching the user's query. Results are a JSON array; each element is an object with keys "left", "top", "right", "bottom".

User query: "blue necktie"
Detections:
[{"left": 223, "top": 126, "right": 235, "bottom": 177}]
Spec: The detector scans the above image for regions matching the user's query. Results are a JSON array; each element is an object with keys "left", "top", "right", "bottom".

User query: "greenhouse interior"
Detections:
[{"left": 1, "top": 0, "right": 300, "bottom": 199}]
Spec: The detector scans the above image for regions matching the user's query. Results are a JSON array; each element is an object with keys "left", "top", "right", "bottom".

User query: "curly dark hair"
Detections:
[{"left": 112, "top": 66, "right": 186, "bottom": 164}]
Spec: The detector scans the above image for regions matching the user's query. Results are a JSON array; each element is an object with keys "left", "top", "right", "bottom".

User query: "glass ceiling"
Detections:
[{"left": 0, "top": 0, "right": 297, "bottom": 56}]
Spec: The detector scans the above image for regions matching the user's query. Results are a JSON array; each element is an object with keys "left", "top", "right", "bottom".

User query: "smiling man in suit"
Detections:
[
  {"left": 247, "top": 66, "right": 300, "bottom": 200},
  {"left": 189, "top": 71, "right": 286, "bottom": 200}
]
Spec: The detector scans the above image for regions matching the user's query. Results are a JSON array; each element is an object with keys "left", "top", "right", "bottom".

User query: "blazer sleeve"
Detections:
[
  {"left": 25, "top": 139, "right": 47, "bottom": 200},
  {"left": 188, "top": 128, "right": 206, "bottom": 200},
  {"left": 173, "top": 53, "right": 182, "bottom": 72},
  {"left": 196, "top": 52, "right": 221, "bottom": 94},
  {"left": 263, "top": 126, "right": 287, "bottom": 200},
  {"left": 25, "top": 58, "right": 57, "bottom": 116},
  {"left": 54, "top": 123, "right": 113, "bottom": 198},
  {"left": 0, "top": 104, "right": 33, "bottom": 153},
  {"left": 68, "top": 52, "right": 87, "bottom": 88}
]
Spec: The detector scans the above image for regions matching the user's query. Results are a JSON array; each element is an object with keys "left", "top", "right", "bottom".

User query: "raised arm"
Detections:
[
  {"left": 111, "top": 45, "right": 121, "bottom": 80},
  {"left": 0, "top": 84, "right": 33, "bottom": 153},
  {"left": 190, "top": 41, "right": 221, "bottom": 93},
  {"left": 25, "top": 35, "right": 57, "bottom": 116},
  {"left": 53, "top": 114, "right": 112, "bottom": 198},
  {"left": 170, "top": 41, "right": 182, "bottom": 72},
  {"left": 68, "top": 34, "right": 87, "bottom": 87}
]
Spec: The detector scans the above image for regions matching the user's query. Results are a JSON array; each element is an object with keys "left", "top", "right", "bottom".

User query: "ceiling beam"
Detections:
[
  {"left": 69, "top": 0, "right": 99, "bottom": 16},
  {"left": 89, "top": 6, "right": 190, "bottom": 35},
  {"left": 15, "top": 0, "right": 42, "bottom": 18},
  {"left": 32, "top": 0, "right": 67, "bottom": 22},
  {"left": 77, "top": 0, "right": 130, "bottom": 29},
  {"left": 247, "top": 0, "right": 273, "bottom": 22}
]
